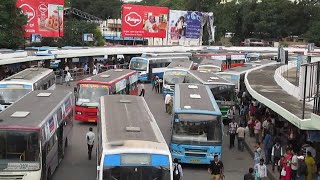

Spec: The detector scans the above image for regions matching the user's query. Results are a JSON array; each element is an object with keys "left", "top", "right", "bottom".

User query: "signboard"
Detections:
[
  {"left": 83, "top": 33, "right": 94, "bottom": 42},
  {"left": 121, "top": 4, "right": 168, "bottom": 38},
  {"left": 16, "top": 0, "right": 64, "bottom": 37},
  {"left": 168, "top": 10, "right": 202, "bottom": 41}
]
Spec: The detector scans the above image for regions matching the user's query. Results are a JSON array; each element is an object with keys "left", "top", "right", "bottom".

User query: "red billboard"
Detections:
[
  {"left": 121, "top": 4, "right": 168, "bottom": 38},
  {"left": 16, "top": 0, "right": 64, "bottom": 37}
]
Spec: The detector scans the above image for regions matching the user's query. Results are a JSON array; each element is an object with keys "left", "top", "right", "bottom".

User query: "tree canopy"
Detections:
[{"left": 0, "top": 0, "right": 27, "bottom": 49}]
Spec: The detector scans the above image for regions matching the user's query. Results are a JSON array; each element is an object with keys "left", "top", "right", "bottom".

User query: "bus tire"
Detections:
[
  {"left": 65, "top": 138, "right": 68, "bottom": 148},
  {"left": 47, "top": 168, "right": 52, "bottom": 180}
]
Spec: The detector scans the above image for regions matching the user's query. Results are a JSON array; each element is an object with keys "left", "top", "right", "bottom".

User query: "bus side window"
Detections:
[{"left": 47, "top": 133, "right": 57, "bottom": 153}]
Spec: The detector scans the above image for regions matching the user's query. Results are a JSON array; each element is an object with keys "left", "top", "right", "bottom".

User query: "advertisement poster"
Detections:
[
  {"left": 16, "top": 0, "right": 64, "bottom": 37},
  {"left": 168, "top": 10, "right": 203, "bottom": 41},
  {"left": 121, "top": 4, "right": 168, "bottom": 38}
]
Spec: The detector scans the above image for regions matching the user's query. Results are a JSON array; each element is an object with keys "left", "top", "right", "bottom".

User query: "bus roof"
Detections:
[
  {"left": 174, "top": 83, "right": 221, "bottom": 116},
  {"left": 0, "top": 90, "right": 72, "bottom": 129},
  {"left": 188, "top": 70, "right": 234, "bottom": 85},
  {"left": 1, "top": 68, "right": 53, "bottom": 84},
  {"left": 100, "top": 95, "right": 167, "bottom": 149},
  {"left": 142, "top": 52, "right": 192, "bottom": 57},
  {"left": 79, "top": 69, "right": 136, "bottom": 84},
  {"left": 132, "top": 56, "right": 190, "bottom": 61},
  {"left": 167, "top": 59, "right": 193, "bottom": 70},
  {"left": 219, "top": 60, "right": 275, "bottom": 75},
  {"left": 199, "top": 59, "right": 222, "bottom": 66}
]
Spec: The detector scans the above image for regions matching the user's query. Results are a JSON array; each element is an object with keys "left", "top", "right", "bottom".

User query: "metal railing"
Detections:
[{"left": 55, "top": 68, "right": 91, "bottom": 84}]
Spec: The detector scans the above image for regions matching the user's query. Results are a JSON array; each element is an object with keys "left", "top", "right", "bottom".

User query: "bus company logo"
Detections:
[
  {"left": 19, "top": 4, "right": 35, "bottom": 23},
  {"left": 38, "top": 4, "right": 48, "bottom": 13},
  {"left": 125, "top": 12, "right": 142, "bottom": 27}
]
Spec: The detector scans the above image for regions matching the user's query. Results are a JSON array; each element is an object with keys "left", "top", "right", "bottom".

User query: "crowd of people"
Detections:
[{"left": 228, "top": 91, "right": 320, "bottom": 180}]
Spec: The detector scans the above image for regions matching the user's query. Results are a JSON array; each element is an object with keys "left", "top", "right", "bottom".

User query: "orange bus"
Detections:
[
  {"left": 74, "top": 69, "right": 138, "bottom": 122},
  {"left": 193, "top": 53, "right": 246, "bottom": 70}
]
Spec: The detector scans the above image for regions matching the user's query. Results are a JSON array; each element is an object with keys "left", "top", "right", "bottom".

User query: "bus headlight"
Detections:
[
  {"left": 76, "top": 111, "right": 82, "bottom": 115},
  {"left": 172, "top": 150, "right": 182, "bottom": 155}
]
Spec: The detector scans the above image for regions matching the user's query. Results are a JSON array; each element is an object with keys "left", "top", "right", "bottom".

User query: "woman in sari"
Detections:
[
  {"left": 305, "top": 151, "right": 316, "bottom": 180},
  {"left": 281, "top": 148, "right": 293, "bottom": 180}
]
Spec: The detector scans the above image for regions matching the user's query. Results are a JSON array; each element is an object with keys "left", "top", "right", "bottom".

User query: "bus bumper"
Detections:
[
  {"left": 170, "top": 143, "right": 222, "bottom": 164},
  {"left": 75, "top": 106, "right": 98, "bottom": 123},
  {"left": 0, "top": 170, "right": 41, "bottom": 180}
]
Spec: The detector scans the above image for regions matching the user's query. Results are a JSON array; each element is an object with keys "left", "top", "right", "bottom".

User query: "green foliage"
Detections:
[{"left": 0, "top": 0, "right": 27, "bottom": 49}]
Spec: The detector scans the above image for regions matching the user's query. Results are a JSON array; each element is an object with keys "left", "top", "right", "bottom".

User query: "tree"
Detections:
[
  {"left": 0, "top": 0, "right": 27, "bottom": 49},
  {"left": 305, "top": 21, "right": 320, "bottom": 46}
]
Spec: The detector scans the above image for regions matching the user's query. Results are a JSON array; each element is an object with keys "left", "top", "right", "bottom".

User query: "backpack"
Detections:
[{"left": 173, "top": 163, "right": 181, "bottom": 180}]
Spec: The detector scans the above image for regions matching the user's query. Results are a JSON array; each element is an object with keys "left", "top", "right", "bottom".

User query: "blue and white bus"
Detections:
[
  {"left": 171, "top": 83, "right": 223, "bottom": 164},
  {"left": 129, "top": 56, "right": 190, "bottom": 82},
  {"left": 97, "top": 95, "right": 172, "bottom": 180},
  {"left": 162, "top": 59, "right": 193, "bottom": 96}
]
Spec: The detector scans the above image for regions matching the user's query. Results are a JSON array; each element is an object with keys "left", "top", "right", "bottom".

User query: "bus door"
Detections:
[{"left": 57, "top": 124, "right": 64, "bottom": 161}]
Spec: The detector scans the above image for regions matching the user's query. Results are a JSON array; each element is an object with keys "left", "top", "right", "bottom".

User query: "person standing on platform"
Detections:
[
  {"left": 86, "top": 127, "right": 95, "bottom": 160},
  {"left": 139, "top": 82, "right": 145, "bottom": 97},
  {"left": 65, "top": 71, "right": 72, "bottom": 86}
]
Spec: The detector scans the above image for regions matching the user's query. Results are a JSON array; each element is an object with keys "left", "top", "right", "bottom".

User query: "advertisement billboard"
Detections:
[
  {"left": 83, "top": 34, "right": 94, "bottom": 42},
  {"left": 121, "top": 4, "right": 169, "bottom": 38},
  {"left": 168, "top": 10, "right": 203, "bottom": 41},
  {"left": 16, "top": 0, "right": 64, "bottom": 37}
]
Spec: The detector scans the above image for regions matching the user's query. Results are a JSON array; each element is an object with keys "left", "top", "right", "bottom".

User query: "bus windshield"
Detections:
[
  {"left": 129, "top": 58, "right": 148, "bottom": 71},
  {"left": 164, "top": 70, "right": 188, "bottom": 85},
  {"left": 0, "top": 85, "right": 32, "bottom": 104},
  {"left": 172, "top": 114, "right": 222, "bottom": 146},
  {"left": 76, "top": 84, "right": 109, "bottom": 107},
  {"left": 209, "top": 85, "right": 235, "bottom": 102},
  {"left": 103, "top": 166, "right": 170, "bottom": 180},
  {"left": 0, "top": 130, "right": 40, "bottom": 171}
]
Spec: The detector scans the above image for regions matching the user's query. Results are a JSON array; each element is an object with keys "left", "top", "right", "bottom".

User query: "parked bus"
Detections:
[
  {"left": 74, "top": 69, "right": 138, "bottom": 122},
  {"left": 0, "top": 68, "right": 56, "bottom": 111},
  {"left": 171, "top": 83, "right": 222, "bottom": 164},
  {"left": 197, "top": 59, "right": 222, "bottom": 72},
  {"left": 141, "top": 52, "right": 192, "bottom": 58},
  {"left": 187, "top": 70, "right": 236, "bottom": 120},
  {"left": 0, "top": 90, "right": 73, "bottom": 180},
  {"left": 97, "top": 95, "right": 172, "bottom": 180},
  {"left": 162, "top": 59, "right": 194, "bottom": 96},
  {"left": 217, "top": 60, "right": 274, "bottom": 93},
  {"left": 129, "top": 56, "right": 190, "bottom": 82},
  {"left": 192, "top": 53, "right": 246, "bottom": 70}
]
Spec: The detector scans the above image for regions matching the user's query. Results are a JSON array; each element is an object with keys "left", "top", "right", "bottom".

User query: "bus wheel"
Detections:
[
  {"left": 47, "top": 168, "right": 52, "bottom": 180},
  {"left": 65, "top": 138, "right": 68, "bottom": 148}
]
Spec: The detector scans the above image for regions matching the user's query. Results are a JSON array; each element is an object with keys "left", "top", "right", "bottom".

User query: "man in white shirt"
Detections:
[
  {"left": 254, "top": 158, "right": 267, "bottom": 179},
  {"left": 65, "top": 71, "right": 72, "bottom": 86},
  {"left": 92, "top": 68, "right": 98, "bottom": 75},
  {"left": 165, "top": 94, "right": 171, "bottom": 113},
  {"left": 291, "top": 151, "right": 298, "bottom": 179},
  {"left": 236, "top": 125, "right": 245, "bottom": 151},
  {"left": 86, "top": 127, "right": 95, "bottom": 160},
  {"left": 139, "top": 83, "right": 145, "bottom": 97}
]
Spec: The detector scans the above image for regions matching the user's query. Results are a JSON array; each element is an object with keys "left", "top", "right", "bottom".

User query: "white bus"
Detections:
[
  {"left": 141, "top": 52, "right": 192, "bottom": 58},
  {"left": 129, "top": 56, "right": 189, "bottom": 82},
  {"left": 97, "top": 95, "right": 172, "bottom": 180},
  {"left": 0, "top": 90, "right": 73, "bottom": 180},
  {"left": 197, "top": 59, "right": 222, "bottom": 72},
  {"left": 0, "top": 68, "right": 56, "bottom": 111},
  {"left": 162, "top": 59, "right": 194, "bottom": 96}
]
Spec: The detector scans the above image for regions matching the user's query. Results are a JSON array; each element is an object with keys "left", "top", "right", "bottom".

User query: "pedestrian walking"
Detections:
[
  {"left": 244, "top": 168, "right": 254, "bottom": 180},
  {"left": 281, "top": 148, "right": 293, "bottom": 180},
  {"left": 228, "top": 119, "right": 238, "bottom": 149},
  {"left": 208, "top": 155, "right": 224, "bottom": 180},
  {"left": 151, "top": 76, "right": 156, "bottom": 91},
  {"left": 254, "top": 142, "right": 262, "bottom": 166},
  {"left": 227, "top": 106, "right": 235, "bottom": 125},
  {"left": 165, "top": 94, "right": 171, "bottom": 113},
  {"left": 263, "top": 131, "right": 273, "bottom": 165},
  {"left": 65, "top": 71, "right": 72, "bottom": 86},
  {"left": 254, "top": 159, "right": 267, "bottom": 180},
  {"left": 254, "top": 119, "right": 261, "bottom": 143},
  {"left": 86, "top": 127, "right": 95, "bottom": 160},
  {"left": 139, "top": 83, "right": 145, "bottom": 97},
  {"left": 297, "top": 155, "right": 307, "bottom": 180},
  {"left": 236, "top": 124, "right": 245, "bottom": 151},
  {"left": 271, "top": 141, "right": 283, "bottom": 172},
  {"left": 248, "top": 118, "right": 255, "bottom": 137},
  {"left": 92, "top": 67, "right": 98, "bottom": 75},
  {"left": 173, "top": 158, "right": 183, "bottom": 180},
  {"left": 305, "top": 151, "right": 315, "bottom": 180},
  {"left": 168, "top": 96, "right": 173, "bottom": 115},
  {"left": 158, "top": 78, "right": 163, "bottom": 93},
  {"left": 291, "top": 150, "right": 299, "bottom": 180}
]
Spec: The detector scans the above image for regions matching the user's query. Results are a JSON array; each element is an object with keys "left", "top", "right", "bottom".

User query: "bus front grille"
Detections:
[
  {"left": 0, "top": 174, "right": 25, "bottom": 180},
  {"left": 185, "top": 152, "right": 206, "bottom": 157}
]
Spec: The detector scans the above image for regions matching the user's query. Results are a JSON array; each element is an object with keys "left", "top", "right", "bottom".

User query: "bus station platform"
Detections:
[{"left": 245, "top": 63, "right": 315, "bottom": 128}]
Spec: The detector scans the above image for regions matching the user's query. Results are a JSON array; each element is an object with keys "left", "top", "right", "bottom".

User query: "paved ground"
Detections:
[{"left": 53, "top": 82, "right": 254, "bottom": 180}]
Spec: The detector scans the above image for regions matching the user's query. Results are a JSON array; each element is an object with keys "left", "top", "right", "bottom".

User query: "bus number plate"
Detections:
[{"left": 190, "top": 159, "right": 200, "bottom": 163}]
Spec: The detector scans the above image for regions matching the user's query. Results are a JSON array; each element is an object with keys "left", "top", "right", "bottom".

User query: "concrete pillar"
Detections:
[{"left": 88, "top": 57, "right": 94, "bottom": 73}]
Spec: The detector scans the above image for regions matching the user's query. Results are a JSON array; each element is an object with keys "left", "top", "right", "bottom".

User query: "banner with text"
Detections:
[
  {"left": 17, "top": 0, "right": 64, "bottom": 37},
  {"left": 168, "top": 10, "right": 203, "bottom": 41},
  {"left": 121, "top": 4, "right": 168, "bottom": 38}
]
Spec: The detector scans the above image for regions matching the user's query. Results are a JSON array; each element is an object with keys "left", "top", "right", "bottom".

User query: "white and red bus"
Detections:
[
  {"left": 0, "top": 90, "right": 73, "bottom": 180},
  {"left": 192, "top": 53, "right": 246, "bottom": 70},
  {"left": 74, "top": 69, "right": 138, "bottom": 123}
]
